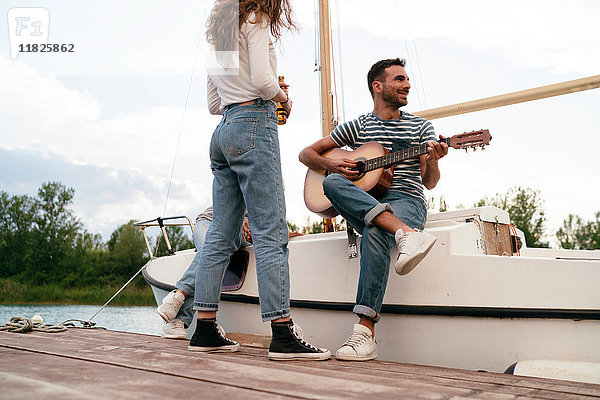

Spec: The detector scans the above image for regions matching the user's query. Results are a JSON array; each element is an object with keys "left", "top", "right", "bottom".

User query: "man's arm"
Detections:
[
  {"left": 299, "top": 136, "right": 359, "bottom": 180},
  {"left": 420, "top": 136, "right": 448, "bottom": 189}
]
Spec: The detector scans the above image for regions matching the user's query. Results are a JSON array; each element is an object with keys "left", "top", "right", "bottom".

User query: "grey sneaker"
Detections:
[
  {"left": 162, "top": 318, "right": 188, "bottom": 340},
  {"left": 157, "top": 290, "right": 185, "bottom": 322},
  {"left": 335, "top": 324, "right": 377, "bottom": 361},
  {"left": 395, "top": 230, "right": 437, "bottom": 275}
]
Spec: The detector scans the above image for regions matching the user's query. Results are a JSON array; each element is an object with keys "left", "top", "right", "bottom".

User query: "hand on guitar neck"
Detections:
[{"left": 422, "top": 135, "right": 449, "bottom": 190}]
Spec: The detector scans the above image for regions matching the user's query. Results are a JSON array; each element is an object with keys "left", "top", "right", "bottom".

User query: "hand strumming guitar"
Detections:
[{"left": 325, "top": 157, "right": 360, "bottom": 180}]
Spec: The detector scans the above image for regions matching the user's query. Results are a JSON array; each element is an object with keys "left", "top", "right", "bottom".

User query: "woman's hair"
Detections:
[{"left": 206, "top": 0, "right": 297, "bottom": 52}]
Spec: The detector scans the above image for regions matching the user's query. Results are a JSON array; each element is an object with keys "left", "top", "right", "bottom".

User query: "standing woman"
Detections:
[{"left": 191, "top": 0, "right": 330, "bottom": 361}]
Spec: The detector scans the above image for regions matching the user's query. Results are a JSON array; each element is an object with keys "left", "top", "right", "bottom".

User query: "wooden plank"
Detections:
[
  {"left": 0, "top": 347, "right": 279, "bottom": 400},
  {"left": 483, "top": 221, "right": 513, "bottom": 256},
  {"left": 1, "top": 330, "right": 599, "bottom": 399}
]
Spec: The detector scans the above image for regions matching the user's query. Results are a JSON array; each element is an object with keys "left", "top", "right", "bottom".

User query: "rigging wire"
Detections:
[
  {"left": 84, "top": 5, "right": 211, "bottom": 324},
  {"left": 313, "top": 0, "right": 320, "bottom": 72},
  {"left": 161, "top": 1, "right": 210, "bottom": 217},
  {"left": 330, "top": 9, "right": 339, "bottom": 127},
  {"left": 394, "top": 0, "right": 424, "bottom": 110},
  {"left": 161, "top": 30, "right": 203, "bottom": 217},
  {"left": 405, "top": 1, "right": 428, "bottom": 109}
]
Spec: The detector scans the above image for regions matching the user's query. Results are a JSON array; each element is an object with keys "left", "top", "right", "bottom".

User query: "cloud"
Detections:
[
  {"left": 0, "top": 147, "right": 212, "bottom": 239},
  {"left": 0, "top": 57, "right": 101, "bottom": 124},
  {"left": 321, "top": 0, "right": 600, "bottom": 76},
  {"left": 0, "top": 57, "right": 218, "bottom": 238}
]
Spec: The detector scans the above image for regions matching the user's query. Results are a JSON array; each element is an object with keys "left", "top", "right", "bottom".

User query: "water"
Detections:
[{"left": 0, "top": 304, "right": 164, "bottom": 336}]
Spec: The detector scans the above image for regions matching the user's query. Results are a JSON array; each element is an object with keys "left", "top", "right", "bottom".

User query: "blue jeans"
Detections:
[
  {"left": 194, "top": 99, "right": 291, "bottom": 322},
  {"left": 173, "top": 218, "right": 213, "bottom": 327},
  {"left": 322, "top": 174, "right": 427, "bottom": 322}
]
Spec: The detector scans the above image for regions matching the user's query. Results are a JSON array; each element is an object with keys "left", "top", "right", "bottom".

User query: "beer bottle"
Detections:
[{"left": 276, "top": 75, "right": 288, "bottom": 125}]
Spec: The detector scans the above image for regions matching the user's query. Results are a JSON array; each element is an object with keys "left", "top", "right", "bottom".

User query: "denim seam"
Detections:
[
  {"left": 272, "top": 129, "right": 287, "bottom": 317},
  {"left": 372, "top": 243, "right": 390, "bottom": 315},
  {"left": 225, "top": 118, "right": 257, "bottom": 155},
  {"left": 226, "top": 106, "right": 267, "bottom": 119},
  {"left": 193, "top": 302, "right": 219, "bottom": 311}
]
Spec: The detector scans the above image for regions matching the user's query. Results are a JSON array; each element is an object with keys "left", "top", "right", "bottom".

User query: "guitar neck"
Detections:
[{"left": 364, "top": 138, "right": 449, "bottom": 172}]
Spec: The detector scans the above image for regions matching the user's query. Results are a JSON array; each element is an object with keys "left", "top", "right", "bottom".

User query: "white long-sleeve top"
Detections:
[{"left": 207, "top": 13, "right": 281, "bottom": 115}]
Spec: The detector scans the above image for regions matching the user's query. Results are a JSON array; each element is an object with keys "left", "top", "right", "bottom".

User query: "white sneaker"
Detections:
[
  {"left": 395, "top": 230, "right": 437, "bottom": 276},
  {"left": 335, "top": 324, "right": 377, "bottom": 361},
  {"left": 157, "top": 290, "right": 185, "bottom": 322},
  {"left": 162, "top": 319, "right": 188, "bottom": 340}
]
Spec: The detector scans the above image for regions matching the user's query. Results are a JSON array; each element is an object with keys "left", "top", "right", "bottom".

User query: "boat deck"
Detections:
[{"left": 1, "top": 328, "right": 598, "bottom": 399}]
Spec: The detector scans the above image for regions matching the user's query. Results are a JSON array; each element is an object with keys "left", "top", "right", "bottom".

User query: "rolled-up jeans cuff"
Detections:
[
  {"left": 193, "top": 303, "right": 218, "bottom": 312},
  {"left": 261, "top": 309, "right": 291, "bottom": 323},
  {"left": 176, "top": 283, "right": 194, "bottom": 297},
  {"left": 353, "top": 305, "right": 380, "bottom": 323},
  {"left": 364, "top": 203, "right": 393, "bottom": 226}
]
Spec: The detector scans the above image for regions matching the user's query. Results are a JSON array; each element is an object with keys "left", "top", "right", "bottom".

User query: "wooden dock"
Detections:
[{"left": 1, "top": 328, "right": 599, "bottom": 399}]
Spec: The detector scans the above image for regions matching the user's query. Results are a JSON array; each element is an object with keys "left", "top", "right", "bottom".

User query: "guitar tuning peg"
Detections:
[
  {"left": 464, "top": 148, "right": 468, "bottom": 153},
  {"left": 473, "top": 147, "right": 477, "bottom": 152}
]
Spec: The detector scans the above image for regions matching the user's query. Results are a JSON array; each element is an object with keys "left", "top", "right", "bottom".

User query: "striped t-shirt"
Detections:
[{"left": 329, "top": 111, "right": 436, "bottom": 205}]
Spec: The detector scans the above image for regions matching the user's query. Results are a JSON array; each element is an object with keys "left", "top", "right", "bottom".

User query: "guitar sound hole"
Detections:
[
  {"left": 354, "top": 160, "right": 366, "bottom": 173},
  {"left": 351, "top": 159, "right": 367, "bottom": 181}
]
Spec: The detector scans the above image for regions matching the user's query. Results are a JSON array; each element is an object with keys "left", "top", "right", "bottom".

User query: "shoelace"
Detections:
[
  {"left": 171, "top": 319, "right": 184, "bottom": 328},
  {"left": 165, "top": 291, "right": 184, "bottom": 308},
  {"left": 216, "top": 323, "right": 236, "bottom": 344},
  {"left": 343, "top": 331, "right": 370, "bottom": 351},
  {"left": 290, "top": 324, "right": 320, "bottom": 351},
  {"left": 397, "top": 233, "right": 409, "bottom": 255}
]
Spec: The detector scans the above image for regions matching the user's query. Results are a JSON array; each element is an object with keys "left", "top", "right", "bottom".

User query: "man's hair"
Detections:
[{"left": 367, "top": 58, "right": 406, "bottom": 97}]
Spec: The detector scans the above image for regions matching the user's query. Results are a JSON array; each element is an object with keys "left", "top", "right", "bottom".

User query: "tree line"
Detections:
[
  {"left": 430, "top": 185, "right": 599, "bottom": 249},
  {"left": 1, "top": 182, "right": 598, "bottom": 292},
  {"left": 0, "top": 182, "right": 193, "bottom": 289}
]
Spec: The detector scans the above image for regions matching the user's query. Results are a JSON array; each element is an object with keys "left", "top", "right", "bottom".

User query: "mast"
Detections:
[
  {"left": 317, "top": 0, "right": 336, "bottom": 232},
  {"left": 415, "top": 75, "right": 600, "bottom": 120},
  {"left": 318, "top": 0, "right": 335, "bottom": 137}
]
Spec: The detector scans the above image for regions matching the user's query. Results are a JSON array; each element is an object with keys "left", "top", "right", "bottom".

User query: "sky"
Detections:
[{"left": 1, "top": 0, "right": 599, "bottom": 246}]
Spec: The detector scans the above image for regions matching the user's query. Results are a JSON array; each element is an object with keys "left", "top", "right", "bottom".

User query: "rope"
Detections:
[
  {"left": 61, "top": 319, "right": 103, "bottom": 329},
  {"left": 0, "top": 316, "right": 107, "bottom": 334},
  {"left": 0, "top": 316, "right": 67, "bottom": 333},
  {"left": 509, "top": 224, "right": 521, "bottom": 256},
  {"left": 470, "top": 218, "right": 488, "bottom": 255}
]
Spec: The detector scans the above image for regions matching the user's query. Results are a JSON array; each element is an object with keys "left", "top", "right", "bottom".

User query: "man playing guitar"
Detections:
[{"left": 299, "top": 58, "right": 448, "bottom": 361}]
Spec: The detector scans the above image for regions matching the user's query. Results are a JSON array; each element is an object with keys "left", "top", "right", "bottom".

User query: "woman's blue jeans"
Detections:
[
  {"left": 193, "top": 99, "right": 291, "bottom": 322},
  {"left": 322, "top": 174, "right": 427, "bottom": 322}
]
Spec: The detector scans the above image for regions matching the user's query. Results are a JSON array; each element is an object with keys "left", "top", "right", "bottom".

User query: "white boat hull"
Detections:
[{"left": 144, "top": 207, "right": 600, "bottom": 374}]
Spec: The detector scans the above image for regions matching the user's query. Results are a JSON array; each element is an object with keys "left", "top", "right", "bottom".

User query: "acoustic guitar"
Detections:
[{"left": 303, "top": 129, "right": 492, "bottom": 218}]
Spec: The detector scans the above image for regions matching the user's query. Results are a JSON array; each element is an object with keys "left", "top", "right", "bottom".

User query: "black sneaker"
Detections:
[
  {"left": 268, "top": 320, "right": 331, "bottom": 361},
  {"left": 188, "top": 318, "right": 240, "bottom": 353}
]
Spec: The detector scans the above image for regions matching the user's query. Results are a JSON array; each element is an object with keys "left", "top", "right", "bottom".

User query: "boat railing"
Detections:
[{"left": 134, "top": 216, "right": 194, "bottom": 258}]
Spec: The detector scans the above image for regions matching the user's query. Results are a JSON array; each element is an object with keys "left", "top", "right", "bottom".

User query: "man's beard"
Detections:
[{"left": 381, "top": 84, "right": 407, "bottom": 108}]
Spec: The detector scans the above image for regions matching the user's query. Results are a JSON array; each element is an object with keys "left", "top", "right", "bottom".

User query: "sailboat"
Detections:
[{"left": 140, "top": 0, "right": 600, "bottom": 380}]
